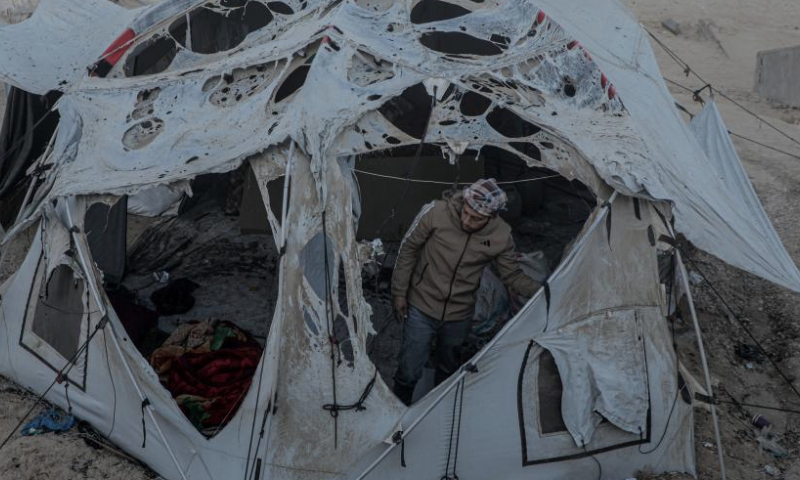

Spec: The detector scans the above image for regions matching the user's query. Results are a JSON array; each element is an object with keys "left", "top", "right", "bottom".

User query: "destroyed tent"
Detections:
[{"left": 1, "top": 0, "right": 799, "bottom": 480}]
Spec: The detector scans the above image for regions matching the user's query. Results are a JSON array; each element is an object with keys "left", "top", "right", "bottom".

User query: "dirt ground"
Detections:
[{"left": 2, "top": 0, "right": 800, "bottom": 479}]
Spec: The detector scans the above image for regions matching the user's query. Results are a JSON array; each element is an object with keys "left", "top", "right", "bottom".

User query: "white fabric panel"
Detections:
[
  {"left": 539, "top": 0, "right": 800, "bottom": 292},
  {"left": 688, "top": 101, "right": 800, "bottom": 290},
  {"left": 262, "top": 146, "right": 405, "bottom": 478},
  {"left": 354, "top": 195, "right": 694, "bottom": 480},
  {"left": 127, "top": 182, "right": 189, "bottom": 216},
  {"left": 535, "top": 309, "right": 649, "bottom": 446},
  {"left": 0, "top": 0, "right": 141, "bottom": 94},
  {"left": 12, "top": 0, "right": 791, "bottom": 292}
]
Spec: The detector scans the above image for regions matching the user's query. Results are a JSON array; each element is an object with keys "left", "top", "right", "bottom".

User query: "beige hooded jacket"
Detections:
[{"left": 391, "top": 192, "right": 541, "bottom": 322}]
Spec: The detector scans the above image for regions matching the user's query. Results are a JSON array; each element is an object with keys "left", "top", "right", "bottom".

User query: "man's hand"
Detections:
[{"left": 394, "top": 296, "right": 408, "bottom": 323}]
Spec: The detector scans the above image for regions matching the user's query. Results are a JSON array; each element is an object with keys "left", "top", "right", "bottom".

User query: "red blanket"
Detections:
[
  {"left": 168, "top": 346, "right": 262, "bottom": 429},
  {"left": 150, "top": 320, "right": 262, "bottom": 432}
]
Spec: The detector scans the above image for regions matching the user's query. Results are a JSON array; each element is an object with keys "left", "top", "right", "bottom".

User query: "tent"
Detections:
[{"left": 0, "top": 0, "right": 798, "bottom": 479}]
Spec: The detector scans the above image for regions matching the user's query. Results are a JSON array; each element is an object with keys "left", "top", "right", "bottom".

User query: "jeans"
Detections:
[{"left": 393, "top": 306, "right": 471, "bottom": 402}]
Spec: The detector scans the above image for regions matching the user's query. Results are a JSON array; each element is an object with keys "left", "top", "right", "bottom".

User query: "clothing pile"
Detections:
[{"left": 149, "top": 319, "right": 262, "bottom": 434}]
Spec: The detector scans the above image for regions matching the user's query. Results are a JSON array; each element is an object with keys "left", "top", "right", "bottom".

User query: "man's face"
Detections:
[{"left": 461, "top": 202, "right": 491, "bottom": 233}]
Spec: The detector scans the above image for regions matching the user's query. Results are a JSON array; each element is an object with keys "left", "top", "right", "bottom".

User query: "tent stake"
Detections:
[{"left": 674, "top": 248, "right": 728, "bottom": 480}]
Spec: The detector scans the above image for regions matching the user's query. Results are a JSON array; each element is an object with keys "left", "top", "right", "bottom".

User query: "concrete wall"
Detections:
[{"left": 755, "top": 44, "right": 800, "bottom": 107}]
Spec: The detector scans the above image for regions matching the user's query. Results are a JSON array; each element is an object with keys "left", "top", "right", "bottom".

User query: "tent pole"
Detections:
[
  {"left": 354, "top": 191, "right": 618, "bottom": 480},
  {"left": 279, "top": 140, "right": 295, "bottom": 247},
  {"left": 64, "top": 198, "right": 190, "bottom": 480},
  {"left": 64, "top": 197, "right": 107, "bottom": 317},
  {"left": 674, "top": 249, "right": 728, "bottom": 480}
]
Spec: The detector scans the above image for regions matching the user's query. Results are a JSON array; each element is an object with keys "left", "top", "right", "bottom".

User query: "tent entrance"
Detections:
[
  {"left": 95, "top": 165, "right": 280, "bottom": 436},
  {"left": 353, "top": 144, "right": 595, "bottom": 401}
]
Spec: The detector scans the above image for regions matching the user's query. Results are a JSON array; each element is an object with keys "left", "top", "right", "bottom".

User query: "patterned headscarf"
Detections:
[{"left": 463, "top": 178, "right": 507, "bottom": 217}]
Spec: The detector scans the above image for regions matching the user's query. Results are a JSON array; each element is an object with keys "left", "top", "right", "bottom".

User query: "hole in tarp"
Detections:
[
  {"left": 333, "top": 315, "right": 355, "bottom": 366},
  {"left": 129, "top": 87, "right": 162, "bottom": 121},
  {"left": 538, "top": 349, "right": 568, "bottom": 434},
  {"left": 378, "top": 83, "right": 433, "bottom": 139},
  {"left": 241, "top": 1, "right": 275, "bottom": 31},
  {"left": 169, "top": 4, "right": 272, "bottom": 55},
  {"left": 338, "top": 262, "right": 350, "bottom": 318},
  {"left": 124, "top": 36, "right": 178, "bottom": 77},
  {"left": 209, "top": 61, "right": 284, "bottom": 107},
  {"left": 274, "top": 65, "right": 310, "bottom": 102},
  {"left": 563, "top": 79, "right": 577, "bottom": 98},
  {"left": 347, "top": 50, "right": 395, "bottom": 87},
  {"left": 490, "top": 34, "right": 510, "bottom": 49},
  {"left": 86, "top": 198, "right": 128, "bottom": 286},
  {"left": 486, "top": 107, "right": 541, "bottom": 138},
  {"left": 300, "top": 232, "right": 336, "bottom": 301},
  {"left": 304, "top": 307, "right": 320, "bottom": 335},
  {"left": 31, "top": 265, "right": 86, "bottom": 361},
  {"left": 419, "top": 31, "right": 504, "bottom": 56},
  {"left": 267, "top": 1, "right": 294, "bottom": 14},
  {"left": 459, "top": 90, "right": 492, "bottom": 116},
  {"left": 510, "top": 142, "right": 542, "bottom": 161},
  {"left": 122, "top": 118, "right": 164, "bottom": 150},
  {"left": 410, "top": 0, "right": 471, "bottom": 24}
]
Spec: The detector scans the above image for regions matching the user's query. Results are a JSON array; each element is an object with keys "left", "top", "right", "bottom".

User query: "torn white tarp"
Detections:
[
  {"left": 539, "top": 0, "right": 800, "bottom": 293},
  {"left": 534, "top": 308, "right": 650, "bottom": 446},
  {"left": 12, "top": 0, "right": 792, "bottom": 293},
  {"left": 127, "top": 182, "right": 190, "bottom": 216},
  {"left": 0, "top": 0, "right": 140, "bottom": 94},
  {"left": 686, "top": 100, "right": 800, "bottom": 291}
]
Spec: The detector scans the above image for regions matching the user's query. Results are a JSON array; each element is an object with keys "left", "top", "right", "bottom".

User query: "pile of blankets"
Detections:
[{"left": 150, "top": 319, "right": 262, "bottom": 433}]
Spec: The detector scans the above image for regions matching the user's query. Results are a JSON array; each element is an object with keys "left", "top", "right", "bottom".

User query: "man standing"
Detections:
[{"left": 391, "top": 178, "right": 541, "bottom": 405}]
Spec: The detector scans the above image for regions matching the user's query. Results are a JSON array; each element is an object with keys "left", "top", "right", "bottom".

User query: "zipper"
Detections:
[{"left": 441, "top": 233, "right": 471, "bottom": 321}]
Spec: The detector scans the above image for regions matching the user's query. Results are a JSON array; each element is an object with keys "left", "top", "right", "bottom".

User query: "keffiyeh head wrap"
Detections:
[{"left": 463, "top": 178, "right": 507, "bottom": 217}]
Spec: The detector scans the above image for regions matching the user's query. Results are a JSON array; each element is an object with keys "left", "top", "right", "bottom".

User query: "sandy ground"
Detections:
[{"left": 2, "top": 0, "right": 800, "bottom": 479}]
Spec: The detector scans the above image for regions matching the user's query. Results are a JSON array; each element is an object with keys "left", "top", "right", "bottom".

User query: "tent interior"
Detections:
[
  {"left": 65, "top": 142, "right": 593, "bottom": 434},
  {"left": 0, "top": 23, "right": 604, "bottom": 433},
  {"left": 0, "top": 70, "right": 598, "bottom": 437}
]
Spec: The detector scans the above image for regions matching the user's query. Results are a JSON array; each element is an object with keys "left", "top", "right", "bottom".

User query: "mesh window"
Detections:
[{"left": 31, "top": 265, "right": 85, "bottom": 360}]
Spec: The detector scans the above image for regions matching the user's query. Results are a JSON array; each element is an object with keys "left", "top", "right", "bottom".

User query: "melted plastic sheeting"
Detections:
[
  {"left": 112, "top": 0, "right": 322, "bottom": 78},
  {"left": 687, "top": 101, "right": 800, "bottom": 293},
  {"left": 0, "top": 0, "right": 141, "bottom": 94},
  {"left": 1, "top": 0, "right": 792, "bottom": 290}
]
